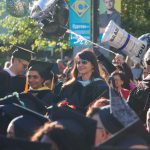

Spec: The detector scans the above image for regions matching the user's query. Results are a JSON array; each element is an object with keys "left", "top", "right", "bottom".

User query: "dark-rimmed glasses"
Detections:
[
  {"left": 77, "top": 59, "right": 88, "bottom": 65},
  {"left": 19, "top": 59, "right": 28, "bottom": 69}
]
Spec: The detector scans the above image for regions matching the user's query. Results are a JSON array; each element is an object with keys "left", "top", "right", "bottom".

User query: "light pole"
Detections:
[{"left": 91, "top": 0, "right": 99, "bottom": 53}]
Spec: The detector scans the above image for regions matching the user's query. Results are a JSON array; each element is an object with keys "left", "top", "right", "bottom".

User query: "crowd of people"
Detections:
[{"left": 0, "top": 41, "right": 150, "bottom": 149}]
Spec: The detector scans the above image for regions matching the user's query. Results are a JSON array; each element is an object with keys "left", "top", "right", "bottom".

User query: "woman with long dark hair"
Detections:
[{"left": 59, "top": 49, "right": 109, "bottom": 113}]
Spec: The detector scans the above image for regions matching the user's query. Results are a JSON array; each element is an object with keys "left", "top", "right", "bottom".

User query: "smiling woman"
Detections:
[
  {"left": 26, "top": 60, "right": 58, "bottom": 107},
  {"left": 59, "top": 49, "right": 109, "bottom": 114}
]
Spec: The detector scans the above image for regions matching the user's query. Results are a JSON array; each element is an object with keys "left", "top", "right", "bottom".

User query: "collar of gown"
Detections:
[
  {"left": 29, "top": 86, "right": 50, "bottom": 91},
  {"left": 77, "top": 78, "right": 102, "bottom": 87}
]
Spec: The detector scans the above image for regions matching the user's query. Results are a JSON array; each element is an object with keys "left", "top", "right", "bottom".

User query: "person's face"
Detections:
[
  {"left": 104, "top": 0, "right": 114, "bottom": 10},
  {"left": 76, "top": 58, "right": 93, "bottom": 78},
  {"left": 113, "top": 74, "right": 123, "bottom": 89},
  {"left": 15, "top": 58, "right": 29, "bottom": 75},
  {"left": 27, "top": 70, "right": 44, "bottom": 89}
]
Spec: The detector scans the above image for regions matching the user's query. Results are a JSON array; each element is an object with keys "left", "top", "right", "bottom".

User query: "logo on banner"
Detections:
[{"left": 71, "top": 0, "right": 89, "bottom": 17}]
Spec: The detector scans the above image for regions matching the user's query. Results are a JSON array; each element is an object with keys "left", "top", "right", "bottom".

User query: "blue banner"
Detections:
[{"left": 69, "top": 0, "right": 91, "bottom": 46}]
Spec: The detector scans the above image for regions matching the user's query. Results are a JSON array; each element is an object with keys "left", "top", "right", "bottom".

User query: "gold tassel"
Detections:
[
  {"left": 50, "top": 73, "right": 55, "bottom": 91},
  {"left": 24, "top": 78, "right": 28, "bottom": 93}
]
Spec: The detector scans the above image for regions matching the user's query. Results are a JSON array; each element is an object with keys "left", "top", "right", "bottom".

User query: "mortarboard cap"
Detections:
[
  {"left": 109, "top": 87, "right": 139, "bottom": 127},
  {"left": 0, "top": 93, "right": 23, "bottom": 106},
  {"left": 12, "top": 45, "right": 34, "bottom": 62},
  {"left": 28, "top": 60, "right": 54, "bottom": 80},
  {"left": 98, "top": 105, "right": 123, "bottom": 134},
  {"left": 6, "top": 103, "right": 50, "bottom": 139},
  {"left": 0, "top": 134, "right": 51, "bottom": 150},
  {"left": 95, "top": 120, "right": 150, "bottom": 149},
  {"left": 0, "top": 103, "right": 49, "bottom": 135},
  {"left": 0, "top": 92, "right": 47, "bottom": 115},
  {"left": 97, "top": 53, "right": 116, "bottom": 74},
  {"left": 48, "top": 106, "right": 96, "bottom": 150}
]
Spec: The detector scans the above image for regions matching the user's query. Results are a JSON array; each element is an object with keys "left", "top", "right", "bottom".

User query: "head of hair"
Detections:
[
  {"left": 31, "top": 122, "right": 87, "bottom": 150},
  {"left": 111, "top": 71, "right": 126, "bottom": 83},
  {"left": 87, "top": 106, "right": 123, "bottom": 134},
  {"left": 86, "top": 107, "right": 100, "bottom": 118},
  {"left": 31, "top": 122, "right": 63, "bottom": 142},
  {"left": 64, "top": 49, "right": 100, "bottom": 86}
]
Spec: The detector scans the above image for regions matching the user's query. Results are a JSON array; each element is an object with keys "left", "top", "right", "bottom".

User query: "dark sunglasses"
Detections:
[
  {"left": 146, "top": 60, "right": 150, "bottom": 65},
  {"left": 77, "top": 59, "right": 88, "bottom": 65}
]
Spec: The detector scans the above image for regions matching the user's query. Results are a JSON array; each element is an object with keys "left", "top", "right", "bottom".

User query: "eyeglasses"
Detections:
[
  {"left": 19, "top": 59, "right": 28, "bottom": 69},
  {"left": 77, "top": 59, "right": 88, "bottom": 65},
  {"left": 21, "top": 62, "right": 28, "bottom": 69},
  {"left": 146, "top": 60, "right": 150, "bottom": 65}
]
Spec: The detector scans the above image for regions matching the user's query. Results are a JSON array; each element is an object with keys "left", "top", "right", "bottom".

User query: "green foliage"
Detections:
[
  {"left": 0, "top": 0, "right": 149, "bottom": 55},
  {"left": 121, "top": 0, "right": 150, "bottom": 37},
  {"left": 0, "top": 0, "right": 70, "bottom": 53}
]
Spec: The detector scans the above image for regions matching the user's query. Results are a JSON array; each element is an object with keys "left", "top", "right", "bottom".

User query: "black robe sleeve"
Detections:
[
  {"left": 60, "top": 79, "right": 109, "bottom": 113},
  {"left": 0, "top": 70, "right": 11, "bottom": 98}
]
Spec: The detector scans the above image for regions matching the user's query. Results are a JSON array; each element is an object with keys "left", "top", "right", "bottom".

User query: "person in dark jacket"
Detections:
[
  {"left": 32, "top": 106, "right": 96, "bottom": 150},
  {"left": 59, "top": 49, "right": 109, "bottom": 114},
  {"left": 26, "top": 60, "right": 58, "bottom": 107},
  {"left": 0, "top": 46, "right": 33, "bottom": 98},
  {"left": 128, "top": 48, "right": 150, "bottom": 123}
]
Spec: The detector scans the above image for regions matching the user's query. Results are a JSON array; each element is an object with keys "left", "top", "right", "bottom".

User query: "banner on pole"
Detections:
[
  {"left": 69, "top": 0, "right": 91, "bottom": 46},
  {"left": 99, "top": 0, "right": 121, "bottom": 41}
]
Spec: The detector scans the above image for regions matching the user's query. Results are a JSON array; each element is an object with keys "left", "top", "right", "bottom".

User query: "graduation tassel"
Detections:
[
  {"left": 24, "top": 78, "right": 29, "bottom": 93},
  {"left": 50, "top": 73, "right": 55, "bottom": 91}
]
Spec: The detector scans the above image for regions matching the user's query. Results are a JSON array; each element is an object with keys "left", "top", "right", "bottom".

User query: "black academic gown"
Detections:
[
  {"left": 28, "top": 87, "right": 58, "bottom": 107},
  {"left": 128, "top": 75, "right": 150, "bottom": 123},
  {"left": 60, "top": 78, "right": 109, "bottom": 113},
  {"left": 0, "top": 70, "right": 26, "bottom": 98}
]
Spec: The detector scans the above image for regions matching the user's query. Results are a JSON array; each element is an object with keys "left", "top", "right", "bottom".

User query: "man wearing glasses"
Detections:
[{"left": 0, "top": 46, "right": 33, "bottom": 98}]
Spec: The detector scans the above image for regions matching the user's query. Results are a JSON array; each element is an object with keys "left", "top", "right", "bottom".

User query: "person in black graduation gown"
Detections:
[
  {"left": 128, "top": 48, "right": 150, "bottom": 123},
  {"left": 0, "top": 102, "right": 49, "bottom": 138},
  {"left": 26, "top": 60, "right": 58, "bottom": 107},
  {"left": 59, "top": 49, "right": 109, "bottom": 114},
  {"left": 0, "top": 134, "right": 51, "bottom": 150},
  {"left": 32, "top": 106, "right": 96, "bottom": 150},
  {"left": 0, "top": 46, "right": 33, "bottom": 98}
]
